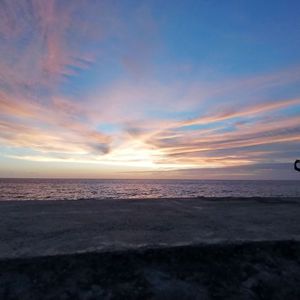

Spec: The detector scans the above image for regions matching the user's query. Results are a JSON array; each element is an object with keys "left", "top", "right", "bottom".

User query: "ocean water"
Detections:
[{"left": 0, "top": 178, "right": 299, "bottom": 201}]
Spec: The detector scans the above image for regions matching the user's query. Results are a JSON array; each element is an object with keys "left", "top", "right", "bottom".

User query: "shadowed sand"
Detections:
[
  {"left": 0, "top": 197, "right": 300, "bottom": 299},
  {"left": 0, "top": 197, "right": 300, "bottom": 258}
]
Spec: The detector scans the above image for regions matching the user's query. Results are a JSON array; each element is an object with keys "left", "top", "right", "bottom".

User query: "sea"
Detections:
[{"left": 0, "top": 178, "right": 299, "bottom": 201}]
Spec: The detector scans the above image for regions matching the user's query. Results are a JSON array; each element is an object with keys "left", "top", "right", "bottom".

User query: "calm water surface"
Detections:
[{"left": 0, "top": 179, "right": 299, "bottom": 201}]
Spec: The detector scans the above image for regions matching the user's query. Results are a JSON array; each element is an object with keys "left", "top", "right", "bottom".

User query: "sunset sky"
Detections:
[{"left": 0, "top": 0, "right": 300, "bottom": 179}]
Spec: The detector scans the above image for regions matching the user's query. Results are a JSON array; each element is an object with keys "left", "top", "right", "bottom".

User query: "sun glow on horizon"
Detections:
[{"left": 6, "top": 137, "right": 255, "bottom": 172}]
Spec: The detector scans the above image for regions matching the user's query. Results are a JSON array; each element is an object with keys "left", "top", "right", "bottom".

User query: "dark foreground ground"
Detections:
[
  {"left": 0, "top": 197, "right": 300, "bottom": 299},
  {"left": 1, "top": 241, "right": 300, "bottom": 300}
]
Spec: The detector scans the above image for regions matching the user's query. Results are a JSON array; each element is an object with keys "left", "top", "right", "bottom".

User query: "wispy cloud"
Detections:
[
  {"left": 179, "top": 98, "right": 300, "bottom": 127},
  {"left": 0, "top": 91, "right": 111, "bottom": 155}
]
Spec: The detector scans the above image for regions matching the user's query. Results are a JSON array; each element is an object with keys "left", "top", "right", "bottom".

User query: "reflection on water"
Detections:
[{"left": 0, "top": 179, "right": 299, "bottom": 201}]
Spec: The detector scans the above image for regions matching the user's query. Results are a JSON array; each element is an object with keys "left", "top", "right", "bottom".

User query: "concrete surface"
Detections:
[{"left": 0, "top": 197, "right": 300, "bottom": 258}]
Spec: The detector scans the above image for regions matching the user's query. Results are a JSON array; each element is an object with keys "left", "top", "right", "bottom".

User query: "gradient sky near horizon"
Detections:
[{"left": 1, "top": 0, "right": 300, "bottom": 179}]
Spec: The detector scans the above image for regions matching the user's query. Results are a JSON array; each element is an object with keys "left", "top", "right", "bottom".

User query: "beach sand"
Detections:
[{"left": 0, "top": 197, "right": 300, "bottom": 299}]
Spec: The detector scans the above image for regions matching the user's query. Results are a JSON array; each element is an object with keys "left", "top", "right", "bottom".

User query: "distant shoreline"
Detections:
[{"left": 1, "top": 177, "right": 300, "bottom": 182}]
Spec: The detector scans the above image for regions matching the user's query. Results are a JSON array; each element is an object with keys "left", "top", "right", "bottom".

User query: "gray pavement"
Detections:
[{"left": 0, "top": 197, "right": 300, "bottom": 259}]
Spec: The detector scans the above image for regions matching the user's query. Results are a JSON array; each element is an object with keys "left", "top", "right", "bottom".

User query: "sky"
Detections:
[{"left": 0, "top": 0, "right": 300, "bottom": 180}]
